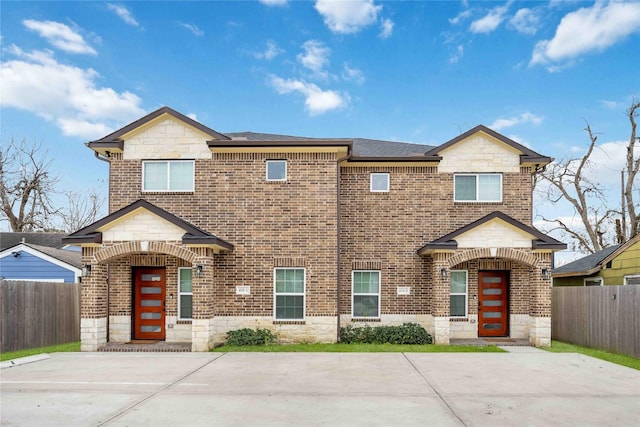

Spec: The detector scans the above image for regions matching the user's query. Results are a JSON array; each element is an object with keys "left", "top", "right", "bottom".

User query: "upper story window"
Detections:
[
  {"left": 370, "top": 173, "right": 389, "bottom": 192},
  {"left": 454, "top": 173, "right": 502, "bottom": 202},
  {"left": 143, "top": 160, "right": 194, "bottom": 192},
  {"left": 266, "top": 160, "right": 287, "bottom": 181}
]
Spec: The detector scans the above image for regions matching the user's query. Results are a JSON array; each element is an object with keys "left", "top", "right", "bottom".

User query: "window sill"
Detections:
[
  {"left": 273, "top": 320, "right": 305, "bottom": 325},
  {"left": 176, "top": 320, "right": 192, "bottom": 324},
  {"left": 142, "top": 191, "right": 195, "bottom": 195},
  {"left": 454, "top": 201, "right": 502, "bottom": 205},
  {"left": 351, "top": 317, "right": 381, "bottom": 322},
  {"left": 449, "top": 317, "right": 469, "bottom": 322}
]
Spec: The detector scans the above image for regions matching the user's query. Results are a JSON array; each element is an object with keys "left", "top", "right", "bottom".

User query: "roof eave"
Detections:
[{"left": 350, "top": 156, "right": 442, "bottom": 163}]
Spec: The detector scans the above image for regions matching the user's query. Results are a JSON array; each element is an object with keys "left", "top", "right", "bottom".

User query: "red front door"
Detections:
[
  {"left": 133, "top": 268, "right": 166, "bottom": 340},
  {"left": 478, "top": 271, "right": 508, "bottom": 337}
]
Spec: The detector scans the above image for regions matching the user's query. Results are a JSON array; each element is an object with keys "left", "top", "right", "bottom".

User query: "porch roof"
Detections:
[
  {"left": 417, "top": 211, "right": 567, "bottom": 255},
  {"left": 62, "top": 199, "right": 234, "bottom": 253}
]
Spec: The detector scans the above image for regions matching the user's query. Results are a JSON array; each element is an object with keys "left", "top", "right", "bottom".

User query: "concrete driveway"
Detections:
[{"left": 1, "top": 347, "right": 638, "bottom": 427}]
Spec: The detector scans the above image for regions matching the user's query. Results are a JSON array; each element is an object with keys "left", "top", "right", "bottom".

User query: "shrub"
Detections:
[
  {"left": 340, "top": 323, "right": 432, "bottom": 345},
  {"left": 226, "top": 328, "right": 276, "bottom": 346}
]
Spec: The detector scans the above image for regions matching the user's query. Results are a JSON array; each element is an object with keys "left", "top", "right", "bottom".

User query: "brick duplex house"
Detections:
[{"left": 63, "top": 106, "right": 566, "bottom": 351}]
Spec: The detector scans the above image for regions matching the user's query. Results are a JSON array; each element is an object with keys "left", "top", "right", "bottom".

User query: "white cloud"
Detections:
[
  {"left": 260, "top": 0, "right": 288, "bottom": 6},
  {"left": 449, "top": 9, "right": 472, "bottom": 25},
  {"left": 107, "top": 3, "right": 140, "bottom": 27},
  {"left": 179, "top": 22, "right": 204, "bottom": 36},
  {"left": 470, "top": 1, "right": 511, "bottom": 34},
  {"left": 314, "top": 0, "right": 382, "bottom": 34},
  {"left": 187, "top": 113, "right": 198, "bottom": 121},
  {"left": 0, "top": 46, "right": 144, "bottom": 138},
  {"left": 600, "top": 100, "right": 621, "bottom": 109},
  {"left": 449, "top": 45, "right": 464, "bottom": 64},
  {"left": 379, "top": 18, "right": 394, "bottom": 39},
  {"left": 297, "top": 40, "right": 331, "bottom": 79},
  {"left": 509, "top": 8, "right": 540, "bottom": 35},
  {"left": 342, "top": 63, "right": 365, "bottom": 85},
  {"left": 530, "top": 1, "right": 640, "bottom": 68},
  {"left": 253, "top": 40, "right": 284, "bottom": 60},
  {"left": 268, "top": 75, "right": 348, "bottom": 116},
  {"left": 23, "top": 20, "right": 96, "bottom": 55},
  {"left": 490, "top": 112, "right": 543, "bottom": 130}
]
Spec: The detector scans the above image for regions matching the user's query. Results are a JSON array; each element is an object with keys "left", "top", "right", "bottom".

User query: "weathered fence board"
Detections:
[
  {"left": 0, "top": 280, "right": 80, "bottom": 353},
  {"left": 552, "top": 286, "right": 640, "bottom": 359}
]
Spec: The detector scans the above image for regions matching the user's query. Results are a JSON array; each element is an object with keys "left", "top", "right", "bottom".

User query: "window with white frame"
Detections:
[
  {"left": 178, "top": 267, "right": 192, "bottom": 319},
  {"left": 352, "top": 271, "right": 380, "bottom": 318},
  {"left": 584, "top": 277, "right": 603, "bottom": 286},
  {"left": 143, "top": 160, "right": 194, "bottom": 192},
  {"left": 454, "top": 174, "right": 502, "bottom": 202},
  {"left": 274, "top": 268, "right": 305, "bottom": 320},
  {"left": 450, "top": 270, "right": 468, "bottom": 317},
  {"left": 370, "top": 173, "right": 389, "bottom": 192},
  {"left": 266, "top": 160, "right": 287, "bottom": 181},
  {"left": 624, "top": 275, "right": 640, "bottom": 285}
]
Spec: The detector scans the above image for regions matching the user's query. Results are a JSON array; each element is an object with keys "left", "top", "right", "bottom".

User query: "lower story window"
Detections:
[
  {"left": 584, "top": 277, "right": 603, "bottom": 286},
  {"left": 624, "top": 275, "right": 640, "bottom": 285},
  {"left": 352, "top": 270, "right": 380, "bottom": 318},
  {"left": 274, "top": 268, "right": 305, "bottom": 320},
  {"left": 450, "top": 270, "right": 468, "bottom": 317},
  {"left": 178, "top": 267, "right": 192, "bottom": 319}
]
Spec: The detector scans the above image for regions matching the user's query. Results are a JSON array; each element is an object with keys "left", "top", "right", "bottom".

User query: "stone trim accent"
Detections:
[
  {"left": 447, "top": 248, "right": 539, "bottom": 268},
  {"left": 94, "top": 241, "right": 198, "bottom": 263},
  {"left": 80, "top": 317, "right": 107, "bottom": 351}
]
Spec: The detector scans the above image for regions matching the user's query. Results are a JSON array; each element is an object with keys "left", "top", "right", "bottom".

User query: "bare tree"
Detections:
[
  {"left": 537, "top": 100, "right": 640, "bottom": 253},
  {"left": 0, "top": 139, "right": 60, "bottom": 231},
  {"left": 622, "top": 100, "right": 640, "bottom": 238},
  {"left": 58, "top": 187, "right": 106, "bottom": 232}
]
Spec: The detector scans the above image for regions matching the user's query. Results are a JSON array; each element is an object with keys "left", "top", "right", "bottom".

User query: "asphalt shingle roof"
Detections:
[
  {"left": 225, "top": 132, "right": 435, "bottom": 157},
  {"left": 552, "top": 244, "right": 621, "bottom": 275},
  {"left": 0, "top": 232, "right": 69, "bottom": 251}
]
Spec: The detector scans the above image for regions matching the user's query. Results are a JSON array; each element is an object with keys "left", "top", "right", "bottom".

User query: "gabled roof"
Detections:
[
  {"left": 88, "top": 106, "right": 231, "bottom": 145},
  {"left": 0, "top": 243, "right": 82, "bottom": 269},
  {"left": 417, "top": 211, "right": 566, "bottom": 255},
  {"left": 425, "top": 125, "right": 551, "bottom": 165},
  {"left": 0, "top": 232, "right": 69, "bottom": 251},
  {"left": 62, "top": 199, "right": 233, "bottom": 252},
  {"left": 552, "top": 233, "right": 640, "bottom": 277}
]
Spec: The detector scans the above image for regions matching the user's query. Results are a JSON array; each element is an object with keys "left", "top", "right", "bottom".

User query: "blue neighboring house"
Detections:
[{"left": 0, "top": 242, "right": 82, "bottom": 283}]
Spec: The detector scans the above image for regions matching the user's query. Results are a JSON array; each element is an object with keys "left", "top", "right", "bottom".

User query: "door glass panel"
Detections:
[
  {"left": 483, "top": 288, "right": 502, "bottom": 295},
  {"left": 140, "top": 326, "right": 161, "bottom": 332},
  {"left": 483, "top": 300, "right": 502, "bottom": 306},
  {"left": 141, "top": 274, "right": 161, "bottom": 281},
  {"left": 141, "top": 312, "right": 161, "bottom": 319},
  {"left": 141, "top": 300, "right": 161, "bottom": 307},
  {"left": 483, "top": 323, "right": 502, "bottom": 330},
  {"left": 141, "top": 287, "right": 161, "bottom": 294},
  {"left": 483, "top": 312, "right": 501, "bottom": 318},
  {"left": 482, "top": 277, "right": 502, "bottom": 284}
]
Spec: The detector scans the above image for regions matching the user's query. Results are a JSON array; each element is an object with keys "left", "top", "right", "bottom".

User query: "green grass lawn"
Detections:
[
  {"left": 542, "top": 341, "right": 640, "bottom": 370},
  {"left": 1, "top": 341, "right": 80, "bottom": 362},
  {"left": 212, "top": 343, "right": 505, "bottom": 353}
]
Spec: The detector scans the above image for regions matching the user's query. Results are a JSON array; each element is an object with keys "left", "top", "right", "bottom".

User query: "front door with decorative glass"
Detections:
[
  {"left": 478, "top": 271, "right": 508, "bottom": 337},
  {"left": 133, "top": 268, "right": 166, "bottom": 340}
]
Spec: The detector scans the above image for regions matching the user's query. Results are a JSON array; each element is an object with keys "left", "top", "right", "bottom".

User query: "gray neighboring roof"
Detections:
[
  {"left": 1, "top": 242, "right": 82, "bottom": 269},
  {"left": 0, "top": 232, "right": 69, "bottom": 251},
  {"left": 552, "top": 244, "right": 622, "bottom": 276},
  {"left": 225, "top": 132, "right": 435, "bottom": 157}
]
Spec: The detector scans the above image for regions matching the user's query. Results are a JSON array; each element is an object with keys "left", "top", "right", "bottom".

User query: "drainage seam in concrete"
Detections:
[
  {"left": 96, "top": 353, "right": 228, "bottom": 427},
  {"left": 402, "top": 353, "right": 469, "bottom": 427}
]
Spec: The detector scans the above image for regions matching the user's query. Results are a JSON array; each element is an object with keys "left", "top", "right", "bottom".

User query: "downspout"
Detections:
[{"left": 336, "top": 152, "right": 352, "bottom": 342}]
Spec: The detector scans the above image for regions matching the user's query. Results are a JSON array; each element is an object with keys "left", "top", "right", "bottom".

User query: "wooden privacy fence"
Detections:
[
  {"left": 552, "top": 285, "right": 640, "bottom": 359},
  {"left": 0, "top": 280, "right": 80, "bottom": 353}
]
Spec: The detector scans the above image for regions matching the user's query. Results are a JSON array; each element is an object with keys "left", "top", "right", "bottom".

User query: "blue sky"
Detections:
[{"left": 1, "top": 1, "right": 639, "bottom": 258}]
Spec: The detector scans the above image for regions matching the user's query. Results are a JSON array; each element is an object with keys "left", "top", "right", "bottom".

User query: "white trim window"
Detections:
[
  {"left": 352, "top": 270, "right": 380, "bottom": 318},
  {"left": 370, "top": 173, "right": 390, "bottom": 192},
  {"left": 274, "top": 268, "right": 305, "bottom": 320},
  {"left": 178, "top": 267, "right": 193, "bottom": 319},
  {"left": 584, "top": 277, "right": 604, "bottom": 286},
  {"left": 454, "top": 173, "right": 502, "bottom": 202},
  {"left": 266, "top": 160, "right": 287, "bottom": 181},
  {"left": 450, "top": 270, "right": 468, "bottom": 317},
  {"left": 143, "top": 160, "right": 194, "bottom": 192},
  {"left": 624, "top": 275, "right": 640, "bottom": 285}
]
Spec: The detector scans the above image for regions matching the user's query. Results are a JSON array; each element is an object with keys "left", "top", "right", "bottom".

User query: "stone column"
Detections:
[
  {"left": 432, "top": 252, "right": 451, "bottom": 345},
  {"left": 80, "top": 253, "right": 108, "bottom": 351},
  {"left": 191, "top": 251, "right": 215, "bottom": 351},
  {"left": 529, "top": 254, "right": 552, "bottom": 347}
]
